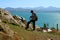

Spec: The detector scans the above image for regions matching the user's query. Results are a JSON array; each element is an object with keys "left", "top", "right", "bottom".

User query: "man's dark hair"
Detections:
[{"left": 31, "top": 10, "right": 33, "bottom": 13}]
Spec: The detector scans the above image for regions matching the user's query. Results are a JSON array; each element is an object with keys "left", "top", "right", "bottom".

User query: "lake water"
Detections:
[{"left": 10, "top": 11, "right": 60, "bottom": 29}]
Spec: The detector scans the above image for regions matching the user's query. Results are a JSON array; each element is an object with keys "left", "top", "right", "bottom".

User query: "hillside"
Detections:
[
  {"left": 4, "top": 23, "right": 60, "bottom": 40},
  {"left": 0, "top": 22, "right": 60, "bottom": 40},
  {"left": 0, "top": 8, "right": 60, "bottom": 40}
]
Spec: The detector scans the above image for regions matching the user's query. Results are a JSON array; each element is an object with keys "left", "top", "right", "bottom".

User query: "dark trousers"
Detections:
[{"left": 25, "top": 20, "right": 35, "bottom": 30}]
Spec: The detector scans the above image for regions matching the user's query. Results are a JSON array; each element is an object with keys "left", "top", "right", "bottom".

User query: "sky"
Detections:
[{"left": 0, "top": 0, "right": 60, "bottom": 8}]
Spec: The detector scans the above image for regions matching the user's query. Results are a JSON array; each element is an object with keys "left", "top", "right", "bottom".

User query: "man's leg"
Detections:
[
  {"left": 32, "top": 21, "right": 35, "bottom": 30},
  {"left": 25, "top": 20, "right": 32, "bottom": 30}
]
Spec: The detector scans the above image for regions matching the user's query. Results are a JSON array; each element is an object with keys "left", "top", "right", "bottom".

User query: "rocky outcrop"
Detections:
[
  {"left": 0, "top": 8, "right": 19, "bottom": 25},
  {"left": 0, "top": 23, "right": 21, "bottom": 40},
  {"left": 13, "top": 15, "right": 27, "bottom": 27},
  {"left": 0, "top": 8, "right": 29, "bottom": 40}
]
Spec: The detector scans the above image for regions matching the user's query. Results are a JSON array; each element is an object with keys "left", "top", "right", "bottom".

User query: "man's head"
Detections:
[{"left": 31, "top": 10, "right": 34, "bottom": 13}]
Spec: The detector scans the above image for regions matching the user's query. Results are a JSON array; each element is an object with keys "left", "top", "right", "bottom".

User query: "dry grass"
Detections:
[
  {"left": 0, "top": 22, "right": 60, "bottom": 40},
  {"left": 8, "top": 23, "right": 60, "bottom": 40}
]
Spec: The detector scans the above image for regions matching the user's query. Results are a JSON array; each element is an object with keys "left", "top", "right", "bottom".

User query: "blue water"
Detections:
[{"left": 9, "top": 11, "right": 60, "bottom": 29}]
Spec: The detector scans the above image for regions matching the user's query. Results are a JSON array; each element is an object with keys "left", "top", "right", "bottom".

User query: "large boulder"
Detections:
[{"left": 13, "top": 15, "right": 26, "bottom": 23}]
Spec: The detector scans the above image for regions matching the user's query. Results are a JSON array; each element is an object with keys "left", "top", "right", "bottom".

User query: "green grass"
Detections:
[
  {"left": 0, "top": 22, "right": 60, "bottom": 40},
  {"left": 7, "top": 23, "right": 60, "bottom": 40},
  {"left": 0, "top": 34, "right": 2, "bottom": 40}
]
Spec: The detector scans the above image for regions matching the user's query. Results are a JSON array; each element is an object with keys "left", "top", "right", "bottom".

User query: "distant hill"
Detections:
[
  {"left": 4, "top": 6, "right": 60, "bottom": 12},
  {"left": 5, "top": 7, "right": 30, "bottom": 12},
  {"left": 34, "top": 6, "right": 60, "bottom": 12}
]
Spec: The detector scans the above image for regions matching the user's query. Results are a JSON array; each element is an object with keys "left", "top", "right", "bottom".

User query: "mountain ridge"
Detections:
[{"left": 4, "top": 6, "right": 60, "bottom": 12}]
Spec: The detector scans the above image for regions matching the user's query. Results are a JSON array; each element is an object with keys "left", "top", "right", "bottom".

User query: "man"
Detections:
[{"left": 25, "top": 10, "right": 38, "bottom": 31}]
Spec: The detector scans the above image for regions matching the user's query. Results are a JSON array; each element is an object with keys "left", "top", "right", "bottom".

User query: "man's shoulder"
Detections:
[{"left": 33, "top": 13, "right": 36, "bottom": 15}]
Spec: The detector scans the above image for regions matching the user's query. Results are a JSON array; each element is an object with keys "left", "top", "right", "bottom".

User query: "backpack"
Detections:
[{"left": 30, "top": 13, "right": 38, "bottom": 21}]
